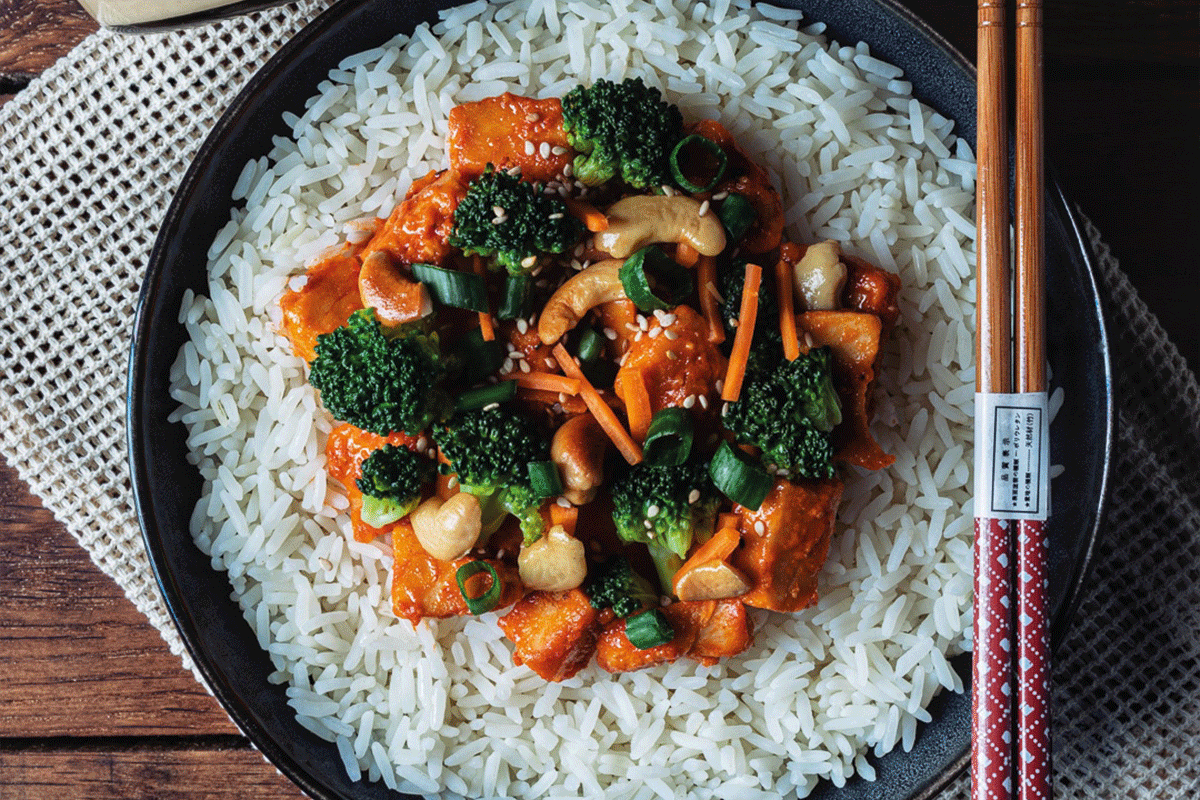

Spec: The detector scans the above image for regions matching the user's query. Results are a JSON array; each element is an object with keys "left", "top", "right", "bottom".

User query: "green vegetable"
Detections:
[
  {"left": 575, "top": 326, "right": 605, "bottom": 362},
  {"left": 308, "top": 309, "right": 450, "bottom": 436},
  {"left": 456, "top": 561, "right": 502, "bottom": 615},
  {"left": 527, "top": 460, "right": 564, "bottom": 498},
  {"left": 719, "top": 257, "right": 783, "bottom": 372},
  {"left": 560, "top": 77, "right": 684, "bottom": 189},
  {"left": 434, "top": 406, "right": 551, "bottom": 543},
  {"left": 410, "top": 263, "right": 488, "bottom": 312},
  {"left": 454, "top": 328, "right": 506, "bottom": 385},
  {"left": 669, "top": 134, "right": 728, "bottom": 193},
  {"left": 355, "top": 444, "right": 436, "bottom": 528},
  {"left": 454, "top": 381, "right": 517, "bottom": 413},
  {"left": 709, "top": 441, "right": 772, "bottom": 510},
  {"left": 642, "top": 407, "right": 694, "bottom": 467},
  {"left": 620, "top": 245, "right": 694, "bottom": 312},
  {"left": 718, "top": 193, "right": 757, "bottom": 243},
  {"left": 584, "top": 555, "right": 660, "bottom": 618},
  {"left": 499, "top": 274, "right": 533, "bottom": 319},
  {"left": 610, "top": 459, "right": 719, "bottom": 591},
  {"left": 625, "top": 608, "right": 674, "bottom": 649},
  {"left": 448, "top": 166, "right": 584, "bottom": 275},
  {"left": 721, "top": 346, "right": 842, "bottom": 479}
]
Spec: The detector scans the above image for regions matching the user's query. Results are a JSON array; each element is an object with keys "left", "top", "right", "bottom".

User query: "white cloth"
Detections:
[{"left": 1, "top": 4, "right": 1196, "bottom": 797}]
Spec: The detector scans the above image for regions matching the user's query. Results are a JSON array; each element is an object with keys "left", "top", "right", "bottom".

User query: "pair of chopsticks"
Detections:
[{"left": 973, "top": 2, "right": 1051, "bottom": 800}]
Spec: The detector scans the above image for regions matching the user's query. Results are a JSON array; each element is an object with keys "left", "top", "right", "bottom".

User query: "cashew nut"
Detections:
[
  {"left": 793, "top": 241, "right": 847, "bottom": 311},
  {"left": 518, "top": 525, "right": 587, "bottom": 591},
  {"left": 409, "top": 493, "right": 483, "bottom": 562},
  {"left": 537, "top": 259, "right": 626, "bottom": 344},
  {"left": 551, "top": 414, "right": 607, "bottom": 505},
  {"left": 674, "top": 560, "right": 752, "bottom": 602},
  {"left": 359, "top": 250, "right": 433, "bottom": 326},
  {"left": 595, "top": 195, "right": 727, "bottom": 259}
]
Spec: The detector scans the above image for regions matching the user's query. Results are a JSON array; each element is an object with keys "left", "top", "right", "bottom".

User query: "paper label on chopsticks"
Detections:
[{"left": 975, "top": 392, "right": 1050, "bottom": 521}]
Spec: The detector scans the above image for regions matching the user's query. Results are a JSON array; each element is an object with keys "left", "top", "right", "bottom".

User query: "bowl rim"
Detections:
[{"left": 126, "top": 1, "right": 1114, "bottom": 798}]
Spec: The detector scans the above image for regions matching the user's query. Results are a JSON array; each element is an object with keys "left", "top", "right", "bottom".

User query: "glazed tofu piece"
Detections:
[
  {"left": 498, "top": 589, "right": 603, "bottom": 681},
  {"left": 448, "top": 94, "right": 574, "bottom": 183},
  {"left": 595, "top": 599, "right": 752, "bottom": 672}
]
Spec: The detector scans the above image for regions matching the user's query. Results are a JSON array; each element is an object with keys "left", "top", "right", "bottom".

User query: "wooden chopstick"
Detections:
[
  {"left": 973, "top": 2, "right": 1053, "bottom": 799},
  {"left": 1014, "top": 2, "right": 1052, "bottom": 799},
  {"left": 972, "top": 4, "right": 1016, "bottom": 800}
]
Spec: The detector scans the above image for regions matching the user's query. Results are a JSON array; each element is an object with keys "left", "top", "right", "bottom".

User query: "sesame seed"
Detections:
[
  {"left": 619, "top": 353, "right": 629, "bottom": 366},
  {"left": 516, "top": 318, "right": 528, "bottom": 334},
  {"left": 653, "top": 309, "right": 667, "bottom": 322},
  {"left": 666, "top": 351, "right": 678, "bottom": 360},
  {"left": 637, "top": 316, "right": 649, "bottom": 331},
  {"left": 526, "top": 112, "right": 541, "bottom": 123},
  {"left": 661, "top": 185, "right": 675, "bottom": 196},
  {"left": 648, "top": 327, "right": 661, "bottom": 339},
  {"left": 647, "top": 504, "right": 660, "bottom": 518},
  {"left": 688, "top": 489, "right": 701, "bottom": 504},
  {"left": 698, "top": 200, "right": 710, "bottom": 216},
  {"left": 494, "top": 205, "right": 506, "bottom": 216},
  {"left": 549, "top": 212, "right": 564, "bottom": 220},
  {"left": 448, "top": 476, "right": 458, "bottom": 489},
  {"left": 721, "top": 402, "right": 730, "bottom": 416},
  {"left": 539, "top": 142, "right": 551, "bottom": 158},
  {"left": 634, "top": 331, "right": 644, "bottom": 342},
  {"left": 556, "top": 497, "right": 572, "bottom": 508},
  {"left": 545, "top": 358, "right": 556, "bottom": 368},
  {"left": 506, "top": 166, "right": 522, "bottom": 177},
  {"left": 496, "top": 548, "right": 507, "bottom": 559},
  {"left": 574, "top": 244, "right": 585, "bottom": 257},
  {"left": 558, "top": 393, "right": 568, "bottom": 403},
  {"left": 416, "top": 436, "right": 428, "bottom": 450},
  {"left": 563, "top": 162, "right": 573, "bottom": 177},
  {"left": 520, "top": 255, "right": 537, "bottom": 268},
  {"left": 661, "top": 313, "right": 677, "bottom": 326},
  {"left": 754, "top": 520, "right": 766, "bottom": 535},
  {"left": 519, "top": 360, "right": 531, "bottom": 373},
  {"left": 715, "top": 379, "right": 724, "bottom": 392},
  {"left": 625, "top": 323, "right": 639, "bottom": 332},
  {"left": 804, "top": 332, "right": 815, "bottom": 348},
  {"left": 698, "top": 394, "right": 708, "bottom": 409},
  {"left": 603, "top": 327, "right": 617, "bottom": 340},
  {"left": 777, "top": 469, "right": 791, "bottom": 478},
  {"left": 644, "top": 519, "right": 653, "bottom": 530},
  {"left": 524, "top": 140, "right": 535, "bottom": 156},
  {"left": 705, "top": 281, "right": 725, "bottom": 304},
  {"left": 552, "top": 145, "right": 568, "bottom": 155},
  {"left": 712, "top": 191, "right": 729, "bottom": 200},
  {"left": 664, "top": 329, "right": 678, "bottom": 340},
  {"left": 492, "top": 216, "right": 506, "bottom": 225},
  {"left": 729, "top": 318, "right": 739, "bottom": 328},
  {"left": 558, "top": 184, "right": 570, "bottom": 197},
  {"left": 482, "top": 402, "right": 500, "bottom": 411},
  {"left": 682, "top": 394, "right": 696, "bottom": 409},
  {"left": 513, "top": 350, "right": 527, "bottom": 360},
  {"left": 502, "top": 358, "right": 514, "bottom": 372}
]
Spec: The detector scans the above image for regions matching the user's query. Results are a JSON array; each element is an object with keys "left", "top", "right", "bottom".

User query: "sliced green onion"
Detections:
[
  {"left": 619, "top": 246, "right": 694, "bottom": 312},
  {"left": 456, "top": 560, "right": 502, "bottom": 615},
  {"left": 454, "top": 380, "right": 517, "bottom": 413},
  {"left": 455, "top": 328, "right": 506, "bottom": 384},
  {"left": 499, "top": 274, "right": 532, "bottom": 320},
  {"left": 528, "top": 460, "right": 564, "bottom": 498},
  {"left": 626, "top": 608, "right": 674, "bottom": 650},
  {"left": 579, "top": 358, "right": 618, "bottom": 389},
  {"left": 576, "top": 326, "right": 605, "bottom": 362},
  {"left": 717, "top": 193, "right": 757, "bottom": 243},
  {"left": 642, "top": 407, "right": 694, "bottom": 467},
  {"left": 669, "top": 134, "right": 729, "bottom": 193},
  {"left": 411, "top": 263, "right": 488, "bottom": 312},
  {"left": 709, "top": 441, "right": 773, "bottom": 511}
]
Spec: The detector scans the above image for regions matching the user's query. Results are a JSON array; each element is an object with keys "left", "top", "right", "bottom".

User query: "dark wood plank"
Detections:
[
  {"left": 0, "top": 742, "right": 305, "bottom": 799},
  {"left": 0, "top": 459, "right": 238, "bottom": 738},
  {"left": 0, "top": 0, "right": 95, "bottom": 77}
]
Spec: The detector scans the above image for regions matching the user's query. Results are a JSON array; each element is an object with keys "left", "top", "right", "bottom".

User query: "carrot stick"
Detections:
[
  {"left": 775, "top": 246, "right": 800, "bottom": 361},
  {"left": 619, "top": 369, "right": 653, "bottom": 443},
  {"left": 697, "top": 255, "right": 726, "bottom": 345},
  {"left": 720, "top": 262, "right": 762, "bottom": 402},
  {"left": 675, "top": 242, "right": 700, "bottom": 268},
  {"left": 472, "top": 256, "right": 496, "bottom": 341},
  {"left": 550, "top": 502, "right": 579, "bottom": 535},
  {"left": 552, "top": 344, "right": 643, "bottom": 465},
  {"left": 562, "top": 198, "right": 609, "bottom": 232},
  {"left": 503, "top": 371, "right": 581, "bottom": 395}
]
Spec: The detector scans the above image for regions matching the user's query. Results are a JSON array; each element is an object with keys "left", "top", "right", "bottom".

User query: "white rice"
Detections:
[{"left": 167, "top": 0, "right": 988, "bottom": 796}]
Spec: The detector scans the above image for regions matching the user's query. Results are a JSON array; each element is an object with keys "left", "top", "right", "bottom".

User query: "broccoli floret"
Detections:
[
  {"left": 561, "top": 78, "right": 684, "bottom": 189},
  {"left": 585, "top": 555, "right": 660, "bottom": 618},
  {"left": 433, "top": 406, "right": 550, "bottom": 542},
  {"left": 355, "top": 444, "right": 436, "bottom": 528},
  {"left": 721, "top": 346, "right": 843, "bottom": 479},
  {"left": 308, "top": 309, "right": 450, "bottom": 436},
  {"left": 610, "top": 460, "right": 719, "bottom": 592},
  {"left": 448, "top": 166, "right": 584, "bottom": 275}
]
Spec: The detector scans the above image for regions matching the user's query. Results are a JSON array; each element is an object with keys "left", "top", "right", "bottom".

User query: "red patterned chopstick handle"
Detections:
[
  {"left": 972, "top": 516, "right": 1014, "bottom": 800},
  {"left": 1017, "top": 518, "right": 1051, "bottom": 800}
]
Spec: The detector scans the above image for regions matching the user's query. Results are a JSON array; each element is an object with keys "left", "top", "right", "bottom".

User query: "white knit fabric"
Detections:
[{"left": 0, "top": 3, "right": 1196, "bottom": 797}]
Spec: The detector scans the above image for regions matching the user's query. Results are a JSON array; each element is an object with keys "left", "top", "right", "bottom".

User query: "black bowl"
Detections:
[{"left": 128, "top": 2, "right": 1112, "bottom": 799}]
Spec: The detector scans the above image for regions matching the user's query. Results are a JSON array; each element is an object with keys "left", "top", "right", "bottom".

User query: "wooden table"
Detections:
[{"left": 1, "top": 1, "right": 1196, "bottom": 797}]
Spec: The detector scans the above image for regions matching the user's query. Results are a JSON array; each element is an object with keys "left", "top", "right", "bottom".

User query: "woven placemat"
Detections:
[{"left": 1, "top": 3, "right": 1196, "bottom": 797}]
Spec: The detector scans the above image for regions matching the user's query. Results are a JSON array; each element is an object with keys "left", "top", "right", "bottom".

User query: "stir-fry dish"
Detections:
[{"left": 279, "top": 79, "right": 900, "bottom": 682}]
